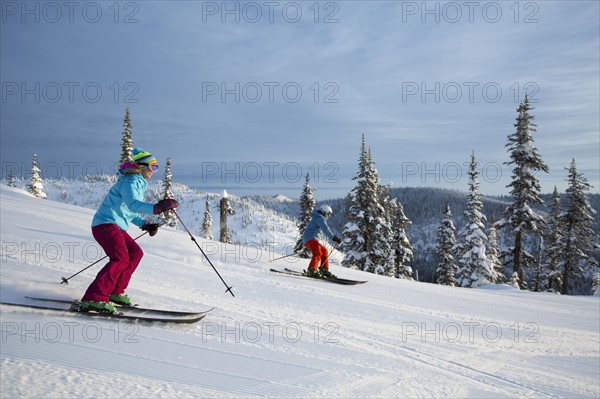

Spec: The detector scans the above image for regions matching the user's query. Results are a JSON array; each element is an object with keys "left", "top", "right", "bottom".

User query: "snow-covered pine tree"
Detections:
[
  {"left": 199, "top": 196, "right": 214, "bottom": 240},
  {"left": 592, "top": 271, "right": 600, "bottom": 296},
  {"left": 27, "top": 153, "right": 47, "bottom": 199},
  {"left": 294, "top": 173, "right": 316, "bottom": 257},
  {"left": 341, "top": 135, "right": 372, "bottom": 271},
  {"left": 7, "top": 170, "right": 17, "bottom": 187},
  {"left": 509, "top": 272, "right": 520, "bottom": 289},
  {"left": 455, "top": 152, "right": 496, "bottom": 288},
  {"left": 487, "top": 223, "right": 504, "bottom": 283},
  {"left": 558, "top": 159, "right": 599, "bottom": 295},
  {"left": 530, "top": 238, "right": 544, "bottom": 292},
  {"left": 436, "top": 204, "right": 457, "bottom": 286},
  {"left": 389, "top": 196, "right": 413, "bottom": 279},
  {"left": 497, "top": 95, "right": 549, "bottom": 289},
  {"left": 542, "top": 187, "right": 562, "bottom": 292},
  {"left": 365, "top": 150, "right": 395, "bottom": 275},
  {"left": 119, "top": 107, "right": 134, "bottom": 165},
  {"left": 160, "top": 158, "right": 177, "bottom": 227},
  {"left": 341, "top": 135, "right": 394, "bottom": 274}
]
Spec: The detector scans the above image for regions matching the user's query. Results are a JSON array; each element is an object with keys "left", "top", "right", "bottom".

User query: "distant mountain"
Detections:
[{"left": 245, "top": 194, "right": 300, "bottom": 220}]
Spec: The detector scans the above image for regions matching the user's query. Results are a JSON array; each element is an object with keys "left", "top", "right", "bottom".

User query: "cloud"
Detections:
[{"left": 1, "top": 1, "right": 598, "bottom": 197}]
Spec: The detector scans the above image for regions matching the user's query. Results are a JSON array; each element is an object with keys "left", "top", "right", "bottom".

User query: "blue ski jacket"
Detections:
[
  {"left": 302, "top": 209, "right": 337, "bottom": 244},
  {"left": 91, "top": 171, "right": 155, "bottom": 231}
]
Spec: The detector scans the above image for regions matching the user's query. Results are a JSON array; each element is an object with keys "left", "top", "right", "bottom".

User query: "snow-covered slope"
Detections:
[{"left": 1, "top": 185, "right": 599, "bottom": 398}]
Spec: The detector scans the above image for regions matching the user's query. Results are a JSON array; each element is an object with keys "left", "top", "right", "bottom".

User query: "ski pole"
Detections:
[
  {"left": 323, "top": 243, "right": 339, "bottom": 266},
  {"left": 60, "top": 231, "right": 148, "bottom": 284},
  {"left": 270, "top": 252, "right": 300, "bottom": 262},
  {"left": 173, "top": 210, "right": 235, "bottom": 297}
]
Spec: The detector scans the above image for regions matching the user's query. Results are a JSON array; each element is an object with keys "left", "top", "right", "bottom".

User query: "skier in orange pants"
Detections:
[{"left": 302, "top": 204, "right": 342, "bottom": 278}]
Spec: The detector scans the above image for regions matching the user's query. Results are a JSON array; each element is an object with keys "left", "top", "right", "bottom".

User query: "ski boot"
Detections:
[
  {"left": 79, "top": 301, "right": 117, "bottom": 314},
  {"left": 319, "top": 267, "right": 337, "bottom": 279},
  {"left": 109, "top": 293, "right": 133, "bottom": 307},
  {"left": 305, "top": 268, "right": 323, "bottom": 279}
]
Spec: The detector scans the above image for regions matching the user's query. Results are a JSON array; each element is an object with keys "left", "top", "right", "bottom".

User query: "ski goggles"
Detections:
[{"left": 144, "top": 164, "right": 159, "bottom": 172}]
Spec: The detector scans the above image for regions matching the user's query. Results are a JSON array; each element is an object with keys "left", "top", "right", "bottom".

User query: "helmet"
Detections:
[{"left": 318, "top": 204, "right": 333, "bottom": 217}]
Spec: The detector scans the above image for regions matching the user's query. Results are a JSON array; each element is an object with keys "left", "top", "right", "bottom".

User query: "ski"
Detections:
[
  {"left": 1, "top": 301, "right": 207, "bottom": 324},
  {"left": 270, "top": 268, "right": 367, "bottom": 285},
  {"left": 24, "top": 296, "right": 212, "bottom": 318}
]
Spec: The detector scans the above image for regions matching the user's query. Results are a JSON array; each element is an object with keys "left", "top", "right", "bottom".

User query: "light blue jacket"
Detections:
[
  {"left": 302, "top": 209, "right": 337, "bottom": 244},
  {"left": 91, "top": 172, "right": 155, "bottom": 231}
]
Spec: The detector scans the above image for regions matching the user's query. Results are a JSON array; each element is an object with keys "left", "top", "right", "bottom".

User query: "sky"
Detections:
[{"left": 1, "top": 0, "right": 599, "bottom": 200}]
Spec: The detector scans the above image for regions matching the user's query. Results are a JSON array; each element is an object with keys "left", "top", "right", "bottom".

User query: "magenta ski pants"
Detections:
[{"left": 82, "top": 224, "right": 144, "bottom": 302}]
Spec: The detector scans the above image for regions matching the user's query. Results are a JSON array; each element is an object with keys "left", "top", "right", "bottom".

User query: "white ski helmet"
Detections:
[{"left": 318, "top": 204, "right": 333, "bottom": 217}]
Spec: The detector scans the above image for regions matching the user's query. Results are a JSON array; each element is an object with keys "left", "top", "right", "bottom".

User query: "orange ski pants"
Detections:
[{"left": 305, "top": 240, "right": 330, "bottom": 270}]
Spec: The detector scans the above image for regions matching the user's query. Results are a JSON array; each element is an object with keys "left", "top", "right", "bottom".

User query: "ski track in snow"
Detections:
[{"left": 1, "top": 185, "right": 599, "bottom": 398}]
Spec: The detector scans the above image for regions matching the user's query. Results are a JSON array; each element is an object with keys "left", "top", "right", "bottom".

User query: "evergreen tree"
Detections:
[
  {"left": 160, "top": 158, "right": 177, "bottom": 227},
  {"left": 294, "top": 173, "right": 316, "bottom": 257},
  {"left": 341, "top": 135, "right": 394, "bottom": 274},
  {"left": 366, "top": 150, "right": 395, "bottom": 275},
  {"left": 497, "top": 95, "right": 549, "bottom": 288},
  {"left": 199, "top": 196, "right": 214, "bottom": 240},
  {"left": 558, "top": 159, "right": 599, "bottom": 294},
  {"left": 7, "top": 171, "right": 17, "bottom": 187},
  {"left": 508, "top": 272, "right": 520, "bottom": 289},
  {"left": 389, "top": 197, "right": 414, "bottom": 279},
  {"left": 27, "top": 153, "right": 47, "bottom": 199},
  {"left": 436, "top": 204, "right": 457, "bottom": 286},
  {"left": 542, "top": 187, "right": 562, "bottom": 292},
  {"left": 342, "top": 135, "right": 373, "bottom": 271},
  {"left": 455, "top": 152, "right": 496, "bottom": 287},
  {"left": 530, "top": 239, "right": 544, "bottom": 292},
  {"left": 592, "top": 271, "right": 600, "bottom": 296},
  {"left": 487, "top": 224, "right": 504, "bottom": 283},
  {"left": 119, "top": 107, "right": 134, "bottom": 165}
]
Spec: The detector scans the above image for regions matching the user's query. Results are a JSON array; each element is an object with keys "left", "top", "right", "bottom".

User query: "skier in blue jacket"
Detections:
[
  {"left": 80, "top": 148, "right": 179, "bottom": 314},
  {"left": 302, "top": 204, "right": 342, "bottom": 278}
]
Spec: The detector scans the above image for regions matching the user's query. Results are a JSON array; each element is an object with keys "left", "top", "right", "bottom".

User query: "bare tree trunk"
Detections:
[{"left": 219, "top": 192, "right": 233, "bottom": 243}]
